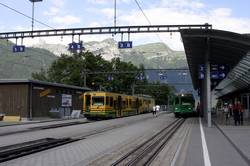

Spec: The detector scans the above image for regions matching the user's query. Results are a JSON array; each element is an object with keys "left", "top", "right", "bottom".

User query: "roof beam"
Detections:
[{"left": 0, "top": 24, "right": 212, "bottom": 39}]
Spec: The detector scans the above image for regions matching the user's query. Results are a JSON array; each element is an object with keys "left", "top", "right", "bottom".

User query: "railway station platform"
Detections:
[
  {"left": 174, "top": 118, "right": 250, "bottom": 166},
  {"left": 0, "top": 112, "right": 250, "bottom": 166}
]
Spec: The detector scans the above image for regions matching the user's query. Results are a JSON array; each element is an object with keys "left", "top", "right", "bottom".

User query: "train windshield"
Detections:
[
  {"left": 181, "top": 97, "right": 194, "bottom": 105},
  {"left": 92, "top": 96, "right": 104, "bottom": 106}
]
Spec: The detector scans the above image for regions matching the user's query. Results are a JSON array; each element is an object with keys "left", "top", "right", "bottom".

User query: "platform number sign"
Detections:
[
  {"left": 68, "top": 42, "right": 83, "bottom": 51},
  {"left": 13, "top": 45, "right": 25, "bottom": 53},
  {"left": 118, "top": 41, "right": 133, "bottom": 49}
]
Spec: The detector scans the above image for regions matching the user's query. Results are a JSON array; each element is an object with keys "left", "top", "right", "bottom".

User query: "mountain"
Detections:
[
  {"left": 120, "top": 42, "right": 187, "bottom": 68},
  {"left": 0, "top": 38, "right": 187, "bottom": 79},
  {"left": 0, "top": 40, "right": 57, "bottom": 79},
  {"left": 35, "top": 38, "right": 187, "bottom": 69}
]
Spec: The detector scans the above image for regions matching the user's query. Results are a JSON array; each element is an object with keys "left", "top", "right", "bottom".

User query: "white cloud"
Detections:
[
  {"left": 161, "top": 0, "right": 205, "bottom": 10},
  {"left": 87, "top": 0, "right": 132, "bottom": 5},
  {"left": 50, "top": 15, "right": 81, "bottom": 25},
  {"left": 210, "top": 8, "right": 232, "bottom": 17},
  {"left": 43, "top": 7, "right": 60, "bottom": 16},
  {"left": 115, "top": 2, "right": 250, "bottom": 51},
  {"left": 25, "top": 0, "right": 250, "bottom": 52},
  {"left": 87, "top": 0, "right": 110, "bottom": 5},
  {"left": 88, "top": 22, "right": 102, "bottom": 27},
  {"left": 51, "top": 0, "right": 65, "bottom": 8},
  {"left": 101, "top": 8, "right": 115, "bottom": 19}
]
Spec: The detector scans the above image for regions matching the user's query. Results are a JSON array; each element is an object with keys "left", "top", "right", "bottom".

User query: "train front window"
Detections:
[
  {"left": 181, "top": 97, "right": 193, "bottom": 105},
  {"left": 92, "top": 96, "right": 104, "bottom": 106}
]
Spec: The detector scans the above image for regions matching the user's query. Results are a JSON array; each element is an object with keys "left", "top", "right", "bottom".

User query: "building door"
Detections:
[{"left": 85, "top": 95, "right": 91, "bottom": 112}]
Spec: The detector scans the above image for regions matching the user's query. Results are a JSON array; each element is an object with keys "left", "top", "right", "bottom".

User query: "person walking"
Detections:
[
  {"left": 152, "top": 105, "right": 156, "bottom": 116},
  {"left": 196, "top": 102, "right": 200, "bottom": 117},
  {"left": 238, "top": 101, "right": 244, "bottom": 125},
  {"left": 155, "top": 105, "right": 160, "bottom": 117},
  {"left": 233, "top": 101, "right": 240, "bottom": 126},
  {"left": 229, "top": 103, "right": 233, "bottom": 117},
  {"left": 223, "top": 104, "right": 229, "bottom": 125}
]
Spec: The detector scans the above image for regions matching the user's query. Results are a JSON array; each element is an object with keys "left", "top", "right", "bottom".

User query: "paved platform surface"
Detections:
[
  {"left": 174, "top": 117, "right": 250, "bottom": 166},
  {"left": 1, "top": 113, "right": 250, "bottom": 166}
]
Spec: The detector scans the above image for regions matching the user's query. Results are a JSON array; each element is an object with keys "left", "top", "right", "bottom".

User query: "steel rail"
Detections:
[
  {"left": 0, "top": 138, "right": 77, "bottom": 163},
  {"left": 111, "top": 118, "right": 185, "bottom": 166}
]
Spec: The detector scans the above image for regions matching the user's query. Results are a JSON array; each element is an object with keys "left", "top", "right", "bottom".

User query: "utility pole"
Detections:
[{"left": 29, "top": 0, "right": 43, "bottom": 32}]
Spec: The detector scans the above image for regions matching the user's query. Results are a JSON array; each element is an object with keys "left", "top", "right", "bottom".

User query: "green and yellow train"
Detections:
[
  {"left": 83, "top": 91, "right": 155, "bottom": 119},
  {"left": 172, "top": 93, "right": 195, "bottom": 117}
]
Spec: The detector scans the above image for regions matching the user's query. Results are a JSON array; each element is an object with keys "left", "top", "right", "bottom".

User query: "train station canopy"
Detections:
[{"left": 180, "top": 29, "right": 250, "bottom": 98}]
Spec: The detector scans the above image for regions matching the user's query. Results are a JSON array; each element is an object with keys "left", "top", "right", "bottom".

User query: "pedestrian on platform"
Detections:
[
  {"left": 238, "top": 101, "right": 244, "bottom": 125},
  {"left": 152, "top": 105, "right": 156, "bottom": 116},
  {"left": 229, "top": 103, "right": 233, "bottom": 117},
  {"left": 155, "top": 105, "right": 160, "bottom": 117},
  {"left": 223, "top": 104, "right": 229, "bottom": 125},
  {"left": 196, "top": 102, "right": 200, "bottom": 117},
  {"left": 233, "top": 101, "right": 240, "bottom": 126}
]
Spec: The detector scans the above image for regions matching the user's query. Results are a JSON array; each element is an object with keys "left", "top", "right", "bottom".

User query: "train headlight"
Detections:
[{"left": 175, "top": 108, "right": 178, "bottom": 110}]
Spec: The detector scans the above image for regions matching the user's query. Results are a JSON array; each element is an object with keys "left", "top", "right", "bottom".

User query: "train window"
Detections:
[
  {"left": 132, "top": 101, "right": 135, "bottom": 108},
  {"left": 123, "top": 101, "right": 126, "bottom": 108},
  {"left": 129, "top": 99, "right": 132, "bottom": 106},
  {"left": 110, "top": 97, "right": 113, "bottom": 107},
  {"left": 106, "top": 96, "right": 110, "bottom": 106},
  {"left": 126, "top": 99, "right": 128, "bottom": 107},
  {"left": 92, "top": 96, "right": 104, "bottom": 106},
  {"left": 140, "top": 100, "right": 142, "bottom": 106},
  {"left": 181, "top": 97, "right": 194, "bottom": 105}
]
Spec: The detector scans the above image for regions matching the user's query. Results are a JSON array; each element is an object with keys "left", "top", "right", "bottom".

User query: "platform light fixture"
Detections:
[{"left": 29, "top": 0, "right": 43, "bottom": 32}]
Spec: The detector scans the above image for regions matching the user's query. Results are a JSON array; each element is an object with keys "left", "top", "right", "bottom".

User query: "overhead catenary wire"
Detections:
[
  {"left": 0, "top": 2, "right": 54, "bottom": 30},
  {"left": 133, "top": 0, "right": 165, "bottom": 43}
]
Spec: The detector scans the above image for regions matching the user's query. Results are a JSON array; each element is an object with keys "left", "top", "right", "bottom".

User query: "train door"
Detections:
[
  {"left": 118, "top": 96, "right": 122, "bottom": 117},
  {"left": 85, "top": 95, "right": 91, "bottom": 112}
]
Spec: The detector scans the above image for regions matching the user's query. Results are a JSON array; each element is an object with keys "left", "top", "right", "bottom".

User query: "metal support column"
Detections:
[
  {"left": 83, "top": 70, "right": 87, "bottom": 87},
  {"left": 247, "top": 94, "right": 250, "bottom": 118},
  {"left": 167, "top": 95, "right": 170, "bottom": 112},
  {"left": 205, "top": 37, "right": 211, "bottom": 127},
  {"left": 131, "top": 84, "right": 135, "bottom": 95},
  {"left": 29, "top": 83, "right": 33, "bottom": 120}
]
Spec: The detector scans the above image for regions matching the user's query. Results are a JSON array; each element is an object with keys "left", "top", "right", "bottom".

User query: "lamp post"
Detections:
[{"left": 29, "top": 0, "right": 43, "bottom": 32}]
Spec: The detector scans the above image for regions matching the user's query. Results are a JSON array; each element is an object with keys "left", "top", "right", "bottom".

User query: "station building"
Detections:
[
  {"left": 180, "top": 29, "right": 250, "bottom": 125},
  {"left": 0, "top": 79, "right": 91, "bottom": 120}
]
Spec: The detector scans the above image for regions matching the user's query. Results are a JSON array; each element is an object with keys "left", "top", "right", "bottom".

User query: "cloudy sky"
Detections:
[{"left": 0, "top": 0, "right": 250, "bottom": 50}]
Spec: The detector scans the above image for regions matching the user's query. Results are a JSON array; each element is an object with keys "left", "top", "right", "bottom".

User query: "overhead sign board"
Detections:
[
  {"left": 13, "top": 45, "right": 25, "bottom": 53},
  {"left": 118, "top": 41, "right": 132, "bottom": 49},
  {"left": 198, "top": 64, "right": 228, "bottom": 80},
  {"left": 68, "top": 42, "right": 83, "bottom": 51}
]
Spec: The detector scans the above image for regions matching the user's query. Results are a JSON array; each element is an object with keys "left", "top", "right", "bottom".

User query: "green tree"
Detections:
[{"left": 32, "top": 51, "right": 173, "bottom": 104}]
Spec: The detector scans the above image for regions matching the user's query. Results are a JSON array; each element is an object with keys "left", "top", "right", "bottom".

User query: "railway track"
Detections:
[
  {"left": 0, "top": 114, "right": 170, "bottom": 163},
  {"left": 0, "top": 121, "right": 91, "bottom": 137},
  {"left": 111, "top": 118, "right": 185, "bottom": 166},
  {"left": 0, "top": 137, "right": 78, "bottom": 163}
]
